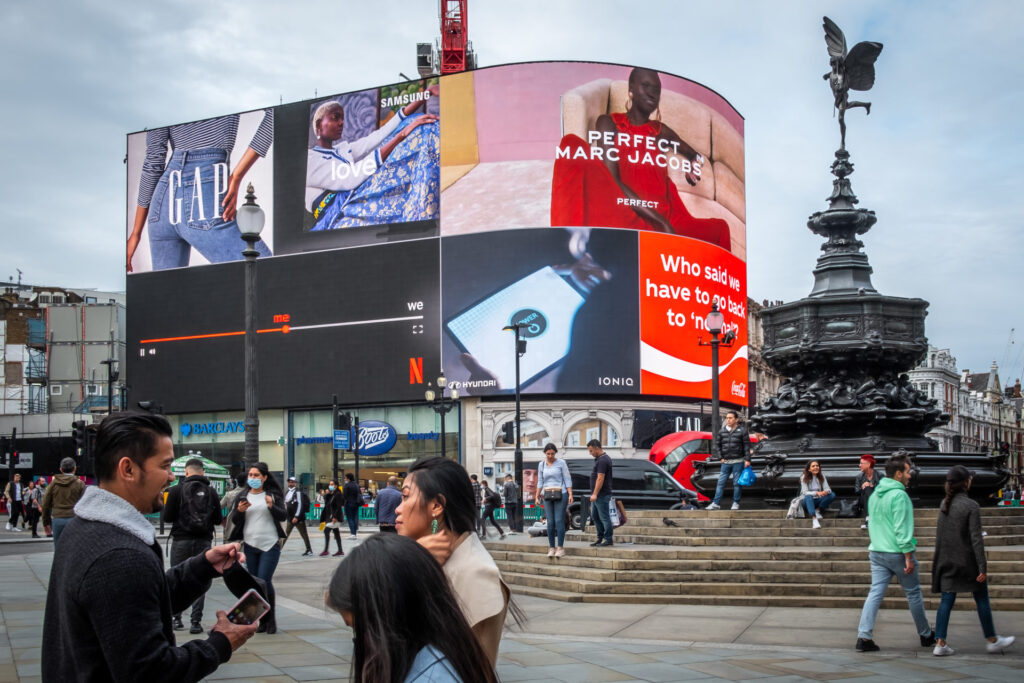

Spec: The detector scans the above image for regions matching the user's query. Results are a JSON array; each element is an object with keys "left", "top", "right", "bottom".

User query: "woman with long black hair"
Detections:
[
  {"left": 327, "top": 533, "right": 497, "bottom": 682},
  {"left": 930, "top": 465, "right": 1015, "bottom": 656},
  {"left": 396, "top": 456, "right": 522, "bottom": 667},
  {"left": 227, "top": 462, "right": 286, "bottom": 633},
  {"left": 319, "top": 480, "right": 344, "bottom": 557}
]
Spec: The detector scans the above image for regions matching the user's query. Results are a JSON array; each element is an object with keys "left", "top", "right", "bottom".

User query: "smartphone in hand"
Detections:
[{"left": 226, "top": 588, "right": 271, "bottom": 625}]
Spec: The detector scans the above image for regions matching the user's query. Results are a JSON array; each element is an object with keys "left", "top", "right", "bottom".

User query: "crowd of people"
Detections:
[{"left": 2, "top": 411, "right": 1015, "bottom": 681}]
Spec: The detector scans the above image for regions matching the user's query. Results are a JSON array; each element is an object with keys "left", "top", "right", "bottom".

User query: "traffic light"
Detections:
[
  {"left": 501, "top": 421, "right": 515, "bottom": 444},
  {"left": 338, "top": 411, "right": 352, "bottom": 430},
  {"left": 72, "top": 420, "right": 86, "bottom": 454}
]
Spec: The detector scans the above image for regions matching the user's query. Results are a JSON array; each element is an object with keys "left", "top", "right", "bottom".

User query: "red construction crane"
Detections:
[{"left": 439, "top": 0, "right": 469, "bottom": 74}]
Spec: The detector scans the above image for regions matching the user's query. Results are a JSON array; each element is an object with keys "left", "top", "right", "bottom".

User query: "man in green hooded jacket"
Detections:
[{"left": 855, "top": 452, "right": 935, "bottom": 652}]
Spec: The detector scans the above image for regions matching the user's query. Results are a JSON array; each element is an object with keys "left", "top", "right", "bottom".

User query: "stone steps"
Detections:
[{"left": 489, "top": 508, "right": 1024, "bottom": 609}]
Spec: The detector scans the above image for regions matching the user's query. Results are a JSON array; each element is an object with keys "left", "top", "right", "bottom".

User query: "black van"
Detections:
[{"left": 563, "top": 458, "right": 696, "bottom": 529}]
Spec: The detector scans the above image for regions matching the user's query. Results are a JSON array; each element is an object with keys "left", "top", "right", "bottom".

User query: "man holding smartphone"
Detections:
[{"left": 42, "top": 412, "right": 259, "bottom": 682}]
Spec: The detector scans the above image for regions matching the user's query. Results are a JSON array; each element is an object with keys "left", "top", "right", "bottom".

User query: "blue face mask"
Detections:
[
  {"left": 248, "top": 477, "right": 263, "bottom": 490},
  {"left": 329, "top": 485, "right": 336, "bottom": 491}
]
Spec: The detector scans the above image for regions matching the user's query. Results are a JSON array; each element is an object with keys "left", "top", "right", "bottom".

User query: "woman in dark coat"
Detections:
[
  {"left": 930, "top": 465, "right": 1015, "bottom": 656},
  {"left": 319, "top": 480, "right": 344, "bottom": 557}
]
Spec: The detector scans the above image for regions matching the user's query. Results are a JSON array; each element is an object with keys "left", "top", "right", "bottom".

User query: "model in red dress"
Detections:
[{"left": 551, "top": 68, "right": 731, "bottom": 251}]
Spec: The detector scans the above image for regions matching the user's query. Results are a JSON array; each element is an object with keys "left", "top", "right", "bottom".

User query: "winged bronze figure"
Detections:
[{"left": 823, "top": 16, "right": 883, "bottom": 149}]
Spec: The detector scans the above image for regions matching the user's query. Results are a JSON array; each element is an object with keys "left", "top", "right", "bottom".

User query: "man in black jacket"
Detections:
[
  {"left": 707, "top": 411, "right": 753, "bottom": 510},
  {"left": 162, "top": 458, "right": 223, "bottom": 633},
  {"left": 281, "top": 476, "right": 313, "bottom": 555},
  {"left": 341, "top": 472, "right": 362, "bottom": 540},
  {"left": 42, "top": 412, "right": 257, "bottom": 682}
]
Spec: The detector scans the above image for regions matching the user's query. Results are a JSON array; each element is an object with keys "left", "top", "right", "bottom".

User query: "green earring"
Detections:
[{"left": 431, "top": 516, "right": 439, "bottom": 534}]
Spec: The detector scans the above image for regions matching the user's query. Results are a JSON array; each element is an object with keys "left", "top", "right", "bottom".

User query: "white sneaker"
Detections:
[
  {"left": 812, "top": 518, "right": 821, "bottom": 530},
  {"left": 933, "top": 644, "right": 955, "bottom": 656},
  {"left": 815, "top": 511, "right": 823, "bottom": 520},
  {"left": 706, "top": 503, "right": 721, "bottom": 510},
  {"left": 4, "top": 523, "right": 10, "bottom": 531},
  {"left": 987, "top": 635, "right": 1015, "bottom": 653},
  {"left": 731, "top": 503, "right": 740, "bottom": 511},
  {"left": 348, "top": 535, "right": 358, "bottom": 540},
  {"left": 11, "top": 527, "right": 21, "bottom": 532},
  {"left": 547, "top": 548, "right": 556, "bottom": 558}
]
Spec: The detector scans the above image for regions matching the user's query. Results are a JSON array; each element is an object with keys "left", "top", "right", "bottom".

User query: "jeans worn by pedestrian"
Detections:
[
  {"left": 592, "top": 493, "right": 613, "bottom": 544},
  {"left": 857, "top": 551, "right": 932, "bottom": 640},
  {"left": 344, "top": 505, "right": 360, "bottom": 536},
  {"left": 712, "top": 461, "right": 746, "bottom": 506},
  {"left": 543, "top": 497, "right": 568, "bottom": 548},
  {"left": 147, "top": 148, "right": 271, "bottom": 270},
  {"left": 935, "top": 582, "right": 997, "bottom": 641},
  {"left": 803, "top": 492, "right": 836, "bottom": 517},
  {"left": 51, "top": 517, "right": 72, "bottom": 546},
  {"left": 243, "top": 542, "right": 280, "bottom": 630}
]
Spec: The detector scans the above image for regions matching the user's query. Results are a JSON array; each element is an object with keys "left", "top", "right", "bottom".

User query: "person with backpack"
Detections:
[
  {"left": 162, "top": 458, "right": 223, "bottom": 634},
  {"left": 478, "top": 480, "right": 506, "bottom": 540}
]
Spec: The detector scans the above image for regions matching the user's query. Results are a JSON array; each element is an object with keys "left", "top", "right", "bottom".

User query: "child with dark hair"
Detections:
[{"left": 327, "top": 533, "right": 497, "bottom": 682}]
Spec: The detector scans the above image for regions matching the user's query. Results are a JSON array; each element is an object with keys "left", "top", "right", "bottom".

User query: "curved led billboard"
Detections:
[{"left": 126, "top": 61, "right": 747, "bottom": 413}]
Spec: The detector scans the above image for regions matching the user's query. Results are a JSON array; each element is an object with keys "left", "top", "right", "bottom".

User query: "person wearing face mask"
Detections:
[
  {"left": 227, "top": 462, "right": 287, "bottom": 634},
  {"left": 319, "top": 480, "right": 344, "bottom": 557},
  {"left": 281, "top": 476, "right": 313, "bottom": 556}
]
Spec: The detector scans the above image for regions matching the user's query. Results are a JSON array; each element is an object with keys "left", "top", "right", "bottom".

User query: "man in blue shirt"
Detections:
[{"left": 375, "top": 476, "right": 402, "bottom": 533}]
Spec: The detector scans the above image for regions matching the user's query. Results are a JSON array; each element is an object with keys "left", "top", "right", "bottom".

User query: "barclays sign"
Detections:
[
  {"left": 180, "top": 421, "right": 244, "bottom": 437},
  {"left": 358, "top": 421, "right": 397, "bottom": 456}
]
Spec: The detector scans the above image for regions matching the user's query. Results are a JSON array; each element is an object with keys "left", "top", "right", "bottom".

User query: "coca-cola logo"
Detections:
[{"left": 357, "top": 421, "right": 398, "bottom": 456}]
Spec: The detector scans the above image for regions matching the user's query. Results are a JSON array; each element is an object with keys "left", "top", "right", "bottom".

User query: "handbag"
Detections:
[
  {"left": 318, "top": 521, "right": 326, "bottom": 532},
  {"left": 837, "top": 499, "right": 858, "bottom": 518},
  {"left": 542, "top": 488, "right": 563, "bottom": 502},
  {"left": 614, "top": 499, "right": 628, "bottom": 528},
  {"left": 736, "top": 465, "right": 756, "bottom": 487}
]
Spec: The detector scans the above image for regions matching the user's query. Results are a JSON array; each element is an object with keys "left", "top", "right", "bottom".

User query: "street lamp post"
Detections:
[
  {"left": 237, "top": 184, "right": 266, "bottom": 466},
  {"left": 425, "top": 372, "right": 459, "bottom": 459},
  {"left": 502, "top": 324, "right": 526, "bottom": 504},
  {"left": 100, "top": 358, "right": 119, "bottom": 414},
  {"left": 698, "top": 302, "right": 734, "bottom": 458}
]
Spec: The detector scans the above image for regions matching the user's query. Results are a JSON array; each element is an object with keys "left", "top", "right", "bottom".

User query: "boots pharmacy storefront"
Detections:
[{"left": 289, "top": 404, "right": 458, "bottom": 493}]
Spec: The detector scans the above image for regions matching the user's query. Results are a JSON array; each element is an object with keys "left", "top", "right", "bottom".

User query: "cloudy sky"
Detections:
[{"left": 1, "top": 0, "right": 1021, "bottom": 380}]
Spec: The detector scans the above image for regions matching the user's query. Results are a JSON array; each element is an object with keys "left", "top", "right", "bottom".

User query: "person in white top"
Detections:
[
  {"left": 227, "top": 462, "right": 286, "bottom": 633},
  {"left": 800, "top": 461, "right": 835, "bottom": 530}
]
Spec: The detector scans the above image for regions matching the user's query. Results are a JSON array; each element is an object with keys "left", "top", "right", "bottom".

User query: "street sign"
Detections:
[{"left": 333, "top": 429, "right": 351, "bottom": 450}]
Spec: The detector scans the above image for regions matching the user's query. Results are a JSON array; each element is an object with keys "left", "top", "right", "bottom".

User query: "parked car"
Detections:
[
  {"left": 648, "top": 430, "right": 758, "bottom": 502},
  {"left": 563, "top": 458, "right": 697, "bottom": 529}
]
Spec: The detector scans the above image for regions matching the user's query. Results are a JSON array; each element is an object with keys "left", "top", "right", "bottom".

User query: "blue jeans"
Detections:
[
  {"left": 344, "top": 505, "right": 360, "bottom": 536},
  {"left": 148, "top": 148, "right": 271, "bottom": 270},
  {"left": 591, "top": 493, "right": 613, "bottom": 543},
  {"left": 543, "top": 496, "right": 568, "bottom": 548},
  {"left": 243, "top": 542, "right": 280, "bottom": 602},
  {"left": 857, "top": 551, "right": 932, "bottom": 639},
  {"left": 803, "top": 492, "right": 836, "bottom": 517},
  {"left": 712, "top": 462, "right": 746, "bottom": 505},
  {"left": 935, "top": 583, "right": 996, "bottom": 641},
  {"left": 51, "top": 517, "right": 72, "bottom": 546}
]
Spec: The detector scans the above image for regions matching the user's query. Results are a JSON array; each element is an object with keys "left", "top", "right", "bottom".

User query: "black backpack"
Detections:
[
  {"left": 177, "top": 479, "right": 217, "bottom": 535},
  {"left": 487, "top": 487, "right": 502, "bottom": 507}
]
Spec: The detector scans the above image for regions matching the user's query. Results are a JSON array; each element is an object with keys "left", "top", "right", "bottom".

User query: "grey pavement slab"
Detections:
[{"left": 0, "top": 539, "right": 1022, "bottom": 681}]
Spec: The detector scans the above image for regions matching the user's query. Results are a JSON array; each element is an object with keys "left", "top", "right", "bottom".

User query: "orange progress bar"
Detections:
[{"left": 140, "top": 326, "right": 288, "bottom": 344}]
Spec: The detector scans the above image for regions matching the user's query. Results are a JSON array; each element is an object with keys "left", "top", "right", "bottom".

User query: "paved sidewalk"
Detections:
[{"left": 1, "top": 534, "right": 1022, "bottom": 682}]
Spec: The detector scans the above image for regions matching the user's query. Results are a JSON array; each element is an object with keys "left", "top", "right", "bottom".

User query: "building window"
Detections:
[
  {"left": 49, "top": 385, "right": 62, "bottom": 396},
  {"left": 86, "top": 384, "right": 100, "bottom": 396},
  {"left": 52, "top": 295, "right": 64, "bottom": 304},
  {"left": 564, "top": 417, "right": 619, "bottom": 449},
  {"left": 85, "top": 296, "right": 97, "bottom": 303},
  {"left": 494, "top": 419, "right": 549, "bottom": 448},
  {"left": 38, "top": 294, "right": 51, "bottom": 304}
]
